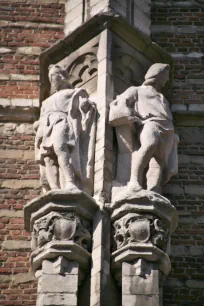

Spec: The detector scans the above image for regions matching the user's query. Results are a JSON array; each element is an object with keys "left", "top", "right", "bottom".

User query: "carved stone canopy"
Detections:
[{"left": 39, "top": 13, "right": 173, "bottom": 104}]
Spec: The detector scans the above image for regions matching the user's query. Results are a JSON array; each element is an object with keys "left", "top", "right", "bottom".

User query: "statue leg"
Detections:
[
  {"left": 146, "top": 131, "right": 175, "bottom": 192},
  {"left": 44, "top": 156, "right": 60, "bottom": 189},
  {"left": 129, "top": 123, "right": 159, "bottom": 190},
  {"left": 54, "top": 145, "right": 76, "bottom": 189},
  {"left": 146, "top": 157, "right": 164, "bottom": 193},
  {"left": 39, "top": 164, "right": 50, "bottom": 193}
]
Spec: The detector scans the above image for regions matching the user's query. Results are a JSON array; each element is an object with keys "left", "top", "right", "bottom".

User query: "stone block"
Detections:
[
  {"left": 178, "top": 154, "right": 190, "bottom": 164},
  {"left": 10, "top": 74, "right": 39, "bottom": 81},
  {"left": 2, "top": 240, "right": 30, "bottom": 250},
  {"left": 110, "top": 0, "right": 126, "bottom": 18},
  {"left": 122, "top": 261, "right": 159, "bottom": 295},
  {"left": 0, "top": 98, "right": 11, "bottom": 106},
  {"left": 64, "top": 16, "right": 83, "bottom": 35},
  {"left": 189, "top": 246, "right": 204, "bottom": 256},
  {"left": 189, "top": 104, "right": 204, "bottom": 112},
  {"left": 90, "top": 288, "right": 100, "bottom": 306},
  {"left": 64, "top": 4, "right": 83, "bottom": 24},
  {"left": 11, "top": 98, "right": 33, "bottom": 107},
  {"left": 123, "top": 275, "right": 159, "bottom": 295},
  {"left": 16, "top": 46, "right": 41, "bottom": 55},
  {"left": 0, "top": 149, "right": 34, "bottom": 160},
  {"left": 65, "top": 0, "right": 82, "bottom": 12},
  {"left": 13, "top": 272, "right": 35, "bottom": 285},
  {"left": 171, "top": 104, "right": 187, "bottom": 112},
  {"left": 0, "top": 209, "right": 23, "bottom": 218},
  {"left": 184, "top": 185, "right": 204, "bottom": 196},
  {"left": 123, "top": 294, "right": 159, "bottom": 306},
  {"left": 39, "top": 274, "right": 78, "bottom": 293},
  {"left": 186, "top": 280, "right": 204, "bottom": 289},
  {"left": 163, "top": 184, "right": 184, "bottom": 195},
  {"left": 90, "top": 1, "right": 107, "bottom": 16},
  {"left": 0, "top": 47, "right": 12, "bottom": 54},
  {"left": 37, "top": 293, "right": 77, "bottom": 306},
  {"left": 1, "top": 179, "right": 40, "bottom": 189},
  {"left": 90, "top": 273, "right": 101, "bottom": 295},
  {"left": 0, "top": 123, "right": 34, "bottom": 135},
  {"left": 0, "top": 275, "right": 11, "bottom": 283},
  {"left": 164, "top": 278, "right": 182, "bottom": 288}
]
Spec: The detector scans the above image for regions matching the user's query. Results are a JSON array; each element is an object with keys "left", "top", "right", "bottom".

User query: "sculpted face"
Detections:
[
  {"left": 144, "top": 63, "right": 170, "bottom": 90},
  {"left": 48, "top": 64, "right": 72, "bottom": 92},
  {"left": 48, "top": 65, "right": 65, "bottom": 91},
  {"left": 159, "top": 66, "right": 170, "bottom": 88}
]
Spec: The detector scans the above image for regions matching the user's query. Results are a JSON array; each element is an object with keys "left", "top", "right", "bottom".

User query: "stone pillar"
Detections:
[
  {"left": 24, "top": 190, "right": 98, "bottom": 306},
  {"left": 122, "top": 260, "right": 161, "bottom": 306},
  {"left": 90, "top": 29, "right": 114, "bottom": 306},
  {"left": 111, "top": 192, "right": 178, "bottom": 306},
  {"left": 36, "top": 258, "right": 80, "bottom": 306}
]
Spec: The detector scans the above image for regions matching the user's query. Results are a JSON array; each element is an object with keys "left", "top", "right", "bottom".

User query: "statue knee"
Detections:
[
  {"left": 143, "top": 141, "right": 157, "bottom": 152},
  {"left": 54, "top": 145, "right": 67, "bottom": 156}
]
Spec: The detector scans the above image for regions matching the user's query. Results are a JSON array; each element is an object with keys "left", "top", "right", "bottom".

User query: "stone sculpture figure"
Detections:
[
  {"left": 109, "top": 63, "right": 179, "bottom": 193},
  {"left": 34, "top": 64, "right": 96, "bottom": 193}
]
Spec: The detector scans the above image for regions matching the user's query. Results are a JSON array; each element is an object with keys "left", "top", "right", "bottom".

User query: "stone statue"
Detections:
[
  {"left": 34, "top": 64, "right": 96, "bottom": 193},
  {"left": 109, "top": 63, "right": 179, "bottom": 193}
]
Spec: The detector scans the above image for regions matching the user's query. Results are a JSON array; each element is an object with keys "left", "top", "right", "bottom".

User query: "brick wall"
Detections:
[
  {"left": 0, "top": 1, "right": 65, "bottom": 305},
  {"left": 151, "top": 1, "right": 204, "bottom": 305}
]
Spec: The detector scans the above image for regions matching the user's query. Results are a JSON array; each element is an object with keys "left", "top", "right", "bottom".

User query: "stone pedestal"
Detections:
[
  {"left": 122, "top": 260, "right": 162, "bottom": 306},
  {"left": 36, "top": 258, "right": 81, "bottom": 306},
  {"left": 24, "top": 188, "right": 98, "bottom": 306},
  {"left": 110, "top": 190, "right": 178, "bottom": 305}
]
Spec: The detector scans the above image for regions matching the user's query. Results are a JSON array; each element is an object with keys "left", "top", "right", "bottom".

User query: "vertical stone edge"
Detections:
[{"left": 90, "top": 28, "right": 114, "bottom": 306}]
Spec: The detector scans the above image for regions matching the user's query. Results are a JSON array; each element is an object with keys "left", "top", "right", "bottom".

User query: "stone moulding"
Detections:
[
  {"left": 24, "top": 188, "right": 99, "bottom": 272},
  {"left": 112, "top": 242, "right": 171, "bottom": 276},
  {"left": 39, "top": 12, "right": 173, "bottom": 104},
  {"left": 110, "top": 190, "right": 178, "bottom": 285},
  {"left": 110, "top": 190, "right": 178, "bottom": 234},
  {"left": 24, "top": 188, "right": 98, "bottom": 232},
  {"left": 31, "top": 241, "right": 91, "bottom": 272}
]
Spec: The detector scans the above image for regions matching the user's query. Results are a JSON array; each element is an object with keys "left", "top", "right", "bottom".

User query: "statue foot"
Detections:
[
  {"left": 64, "top": 182, "right": 78, "bottom": 190},
  {"left": 127, "top": 181, "right": 143, "bottom": 192}
]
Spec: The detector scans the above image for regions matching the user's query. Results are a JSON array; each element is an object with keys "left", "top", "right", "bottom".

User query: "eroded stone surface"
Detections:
[
  {"left": 34, "top": 64, "right": 96, "bottom": 194},
  {"left": 109, "top": 63, "right": 179, "bottom": 195}
]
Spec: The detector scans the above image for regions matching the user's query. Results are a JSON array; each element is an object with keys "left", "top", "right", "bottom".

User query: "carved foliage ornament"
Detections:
[
  {"left": 32, "top": 212, "right": 91, "bottom": 251},
  {"left": 113, "top": 213, "right": 168, "bottom": 251}
]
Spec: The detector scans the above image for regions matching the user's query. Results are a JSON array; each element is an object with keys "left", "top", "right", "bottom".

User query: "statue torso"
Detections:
[
  {"left": 137, "top": 85, "right": 173, "bottom": 121},
  {"left": 40, "top": 89, "right": 76, "bottom": 116}
]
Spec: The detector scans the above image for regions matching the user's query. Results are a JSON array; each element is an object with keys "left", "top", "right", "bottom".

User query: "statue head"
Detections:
[
  {"left": 48, "top": 64, "right": 73, "bottom": 93},
  {"left": 143, "top": 63, "right": 170, "bottom": 89}
]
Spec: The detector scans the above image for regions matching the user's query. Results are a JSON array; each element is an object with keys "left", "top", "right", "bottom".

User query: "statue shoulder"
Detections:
[{"left": 119, "top": 86, "right": 138, "bottom": 103}]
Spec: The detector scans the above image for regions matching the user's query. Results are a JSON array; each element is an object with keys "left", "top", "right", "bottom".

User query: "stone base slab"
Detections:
[
  {"left": 31, "top": 241, "right": 91, "bottom": 272},
  {"left": 24, "top": 188, "right": 98, "bottom": 232},
  {"left": 112, "top": 243, "right": 171, "bottom": 276}
]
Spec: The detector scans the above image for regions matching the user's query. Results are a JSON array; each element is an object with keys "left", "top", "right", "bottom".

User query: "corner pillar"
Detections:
[
  {"left": 122, "top": 260, "right": 162, "bottom": 306},
  {"left": 36, "top": 258, "right": 81, "bottom": 306},
  {"left": 111, "top": 193, "right": 178, "bottom": 306},
  {"left": 24, "top": 190, "right": 98, "bottom": 306}
]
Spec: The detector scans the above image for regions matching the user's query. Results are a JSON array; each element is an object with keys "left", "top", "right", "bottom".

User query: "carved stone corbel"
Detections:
[{"left": 24, "top": 187, "right": 98, "bottom": 306}]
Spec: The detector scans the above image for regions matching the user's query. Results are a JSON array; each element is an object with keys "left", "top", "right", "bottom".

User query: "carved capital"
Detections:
[
  {"left": 113, "top": 213, "right": 169, "bottom": 252},
  {"left": 32, "top": 212, "right": 91, "bottom": 252}
]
